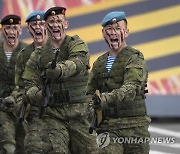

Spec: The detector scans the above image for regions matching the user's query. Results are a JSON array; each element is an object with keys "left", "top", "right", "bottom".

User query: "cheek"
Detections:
[
  {"left": 64, "top": 21, "right": 68, "bottom": 29},
  {"left": 29, "top": 27, "right": 36, "bottom": 36},
  {"left": 103, "top": 31, "right": 110, "bottom": 41},
  {"left": 47, "top": 24, "right": 53, "bottom": 32},
  {"left": 104, "top": 34, "right": 109, "bottom": 41},
  {"left": 3, "top": 29, "right": 8, "bottom": 38},
  {"left": 16, "top": 29, "right": 21, "bottom": 37},
  {"left": 116, "top": 31, "right": 121, "bottom": 38}
]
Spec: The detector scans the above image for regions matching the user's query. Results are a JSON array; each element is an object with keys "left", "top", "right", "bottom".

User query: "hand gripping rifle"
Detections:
[
  {"left": 89, "top": 90, "right": 103, "bottom": 134},
  {"left": 38, "top": 48, "right": 60, "bottom": 119}
]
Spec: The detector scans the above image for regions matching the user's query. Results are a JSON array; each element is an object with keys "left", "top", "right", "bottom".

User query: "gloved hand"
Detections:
[
  {"left": 0, "top": 96, "right": 15, "bottom": 112},
  {"left": 91, "top": 92, "right": 108, "bottom": 110},
  {"left": 46, "top": 62, "right": 62, "bottom": 79}
]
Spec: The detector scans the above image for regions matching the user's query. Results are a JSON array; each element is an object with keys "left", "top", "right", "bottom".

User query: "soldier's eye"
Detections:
[
  {"left": 49, "top": 20, "right": 55, "bottom": 24},
  {"left": 39, "top": 21, "right": 45, "bottom": 26},
  {"left": 13, "top": 26, "right": 18, "bottom": 30},
  {"left": 5, "top": 26, "right": 11, "bottom": 30},
  {"left": 56, "top": 19, "right": 62, "bottom": 23},
  {"left": 116, "top": 27, "right": 121, "bottom": 30},
  {"left": 31, "top": 22, "right": 37, "bottom": 26}
]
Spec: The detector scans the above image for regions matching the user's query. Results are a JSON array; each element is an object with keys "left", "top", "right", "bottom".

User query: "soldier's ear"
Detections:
[
  {"left": 19, "top": 26, "right": 22, "bottom": 35},
  {"left": 26, "top": 23, "right": 30, "bottom": 32},
  {"left": 102, "top": 28, "right": 105, "bottom": 39},
  {"left": 64, "top": 20, "right": 69, "bottom": 29},
  {"left": 124, "top": 28, "right": 129, "bottom": 37}
]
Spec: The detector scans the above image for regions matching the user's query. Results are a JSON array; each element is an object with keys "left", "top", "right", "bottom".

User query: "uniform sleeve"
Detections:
[
  {"left": 86, "top": 62, "right": 98, "bottom": 95},
  {"left": 6, "top": 49, "right": 25, "bottom": 103},
  {"left": 22, "top": 50, "right": 42, "bottom": 103},
  {"left": 105, "top": 52, "right": 148, "bottom": 103},
  {"left": 57, "top": 36, "right": 90, "bottom": 79},
  {"left": 7, "top": 47, "right": 28, "bottom": 103},
  {"left": 15, "top": 49, "right": 25, "bottom": 86}
]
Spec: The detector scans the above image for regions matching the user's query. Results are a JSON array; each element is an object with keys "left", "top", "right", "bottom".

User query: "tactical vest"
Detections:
[
  {"left": 94, "top": 46, "right": 147, "bottom": 118},
  {"left": 38, "top": 35, "right": 90, "bottom": 104},
  {"left": 0, "top": 41, "right": 27, "bottom": 97}
]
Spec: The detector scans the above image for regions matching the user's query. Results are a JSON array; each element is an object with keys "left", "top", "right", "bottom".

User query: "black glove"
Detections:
[
  {"left": 92, "top": 92, "right": 109, "bottom": 110},
  {"left": 46, "top": 62, "right": 62, "bottom": 79},
  {"left": 0, "top": 96, "right": 15, "bottom": 112}
]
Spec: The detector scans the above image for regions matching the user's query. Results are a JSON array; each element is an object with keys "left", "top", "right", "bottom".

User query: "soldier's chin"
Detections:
[
  {"left": 52, "top": 35, "right": 61, "bottom": 41},
  {"left": 7, "top": 39, "right": 15, "bottom": 45},
  {"left": 110, "top": 45, "right": 119, "bottom": 51},
  {"left": 35, "top": 35, "right": 43, "bottom": 43},
  {"left": 35, "top": 38, "right": 43, "bottom": 43}
]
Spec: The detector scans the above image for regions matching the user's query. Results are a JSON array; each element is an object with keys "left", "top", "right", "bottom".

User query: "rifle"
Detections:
[
  {"left": 17, "top": 95, "right": 29, "bottom": 123},
  {"left": 38, "top": 48, "right": 60, "bottom": 118},
  {"left": 89, "top": 90, "right": 103, "bottom": 134}
]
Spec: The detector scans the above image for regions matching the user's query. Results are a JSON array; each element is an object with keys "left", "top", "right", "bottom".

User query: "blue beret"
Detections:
[
  {"left": 1, "top": 14, "right": 21, "bottom": 25},
  {"left": 101, "top": 11, "right": 126, "bottom": 27},
  {"left": 26, "top": 11, "right": 45, "bottom": 22}
]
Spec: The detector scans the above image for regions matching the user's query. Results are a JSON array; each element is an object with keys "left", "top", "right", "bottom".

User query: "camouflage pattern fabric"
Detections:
[
  {"left": 22, "top": 35, "right": 99, "bottom": 153},
  {"left": 13, "top": 43, "right": 35, "bottom": 154},
  {"left": 95, "top": 125, "right": 150, "bottom": 154},
  {"left": 0, "top": 41, "right": 27, "bottom": 154},
  {"left": 86, "top": 46, "right": 151, "bottom": 154}
]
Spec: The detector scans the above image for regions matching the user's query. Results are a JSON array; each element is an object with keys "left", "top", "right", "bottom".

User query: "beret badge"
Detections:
[
  {"left": 9, "top": 19, "right": 13, "bottom": 24},
  {"left": 112, "top": 18, "right": 117, "bottom": 23},
  {"left": 36, "top": 15, "right": 41, "bottom": 20},
  {"left": 51, "top": 11, "right": 56, "bottom": 15}
]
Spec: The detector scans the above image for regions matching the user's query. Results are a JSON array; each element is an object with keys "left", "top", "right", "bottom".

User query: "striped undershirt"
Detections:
[
  {"left": 5, "top": 51, "right": 13, "bottom": 62},
  {"left": 106, "top": 55, "right": 116, "bottom": 72}
]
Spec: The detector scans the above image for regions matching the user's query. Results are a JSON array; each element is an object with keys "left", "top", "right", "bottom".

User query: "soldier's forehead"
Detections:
[
  {"left": 105, "top": 21, "right": 125, "bottom": 28},
  {"left": 48, "top": 14, "right": 64, "bottom": 20},
  {"left": 3, "top": 24, "right": 20, "bottom": 27}
]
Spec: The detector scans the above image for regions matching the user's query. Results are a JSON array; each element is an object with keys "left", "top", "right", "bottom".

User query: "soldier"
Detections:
[
  {"left": 0, "top": 14, "right": 27, "bottom": 154},
  {"left": 14, "top": 11, "right": 48, "bottom": 154},
  {"left": 22, "top": 7, "right": 98, "bottom": 153},
  {"left": 86, "top": 11, "right": 151, "bottom": 153}
]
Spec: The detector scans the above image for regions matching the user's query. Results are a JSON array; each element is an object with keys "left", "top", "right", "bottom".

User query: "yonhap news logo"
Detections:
[
  {"left": 96, "top": 132, "right": 110, "bottom": 148},
  {"left": 96, "top": 132, "right": 175, "bottom": 148}
]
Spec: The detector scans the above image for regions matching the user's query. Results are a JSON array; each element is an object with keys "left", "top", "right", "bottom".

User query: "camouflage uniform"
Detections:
[
  {"left": 22, "top": 35, "right": 99, "bottom": 154},
  {"left": 86, "top": 46, "right": 151, "bottom": 154},
  {"left": 14, "top": 43, "right": 36, "bottom": 154},
  {"left": 0, "top": 41, "right": 27, "bottom": 154}
]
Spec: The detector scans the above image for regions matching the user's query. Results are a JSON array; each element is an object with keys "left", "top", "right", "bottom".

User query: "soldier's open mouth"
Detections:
[
  {"left": 7, "top": 36, "right": 15, "bottom": 43},
  {"left": 110, "top": 38, "right": 118, "bottom": 43},
  {"left": 53, "top": 29, "right": 60, "bottom": 33},
  {"left": 35, "top": 31, "right": 43, "bottom": 40},
  {"left": 52, "top": 29, "right": 61, "bottom": 37}
]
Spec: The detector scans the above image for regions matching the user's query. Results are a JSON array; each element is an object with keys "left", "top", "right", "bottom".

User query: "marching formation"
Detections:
[{"left": 0, "top": 6, "right": 151, "bottom": 154}]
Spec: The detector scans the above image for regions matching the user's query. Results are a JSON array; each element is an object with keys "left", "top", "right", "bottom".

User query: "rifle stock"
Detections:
[{"left": 89, "top": 90, "right": 102, "bottom": 134}]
